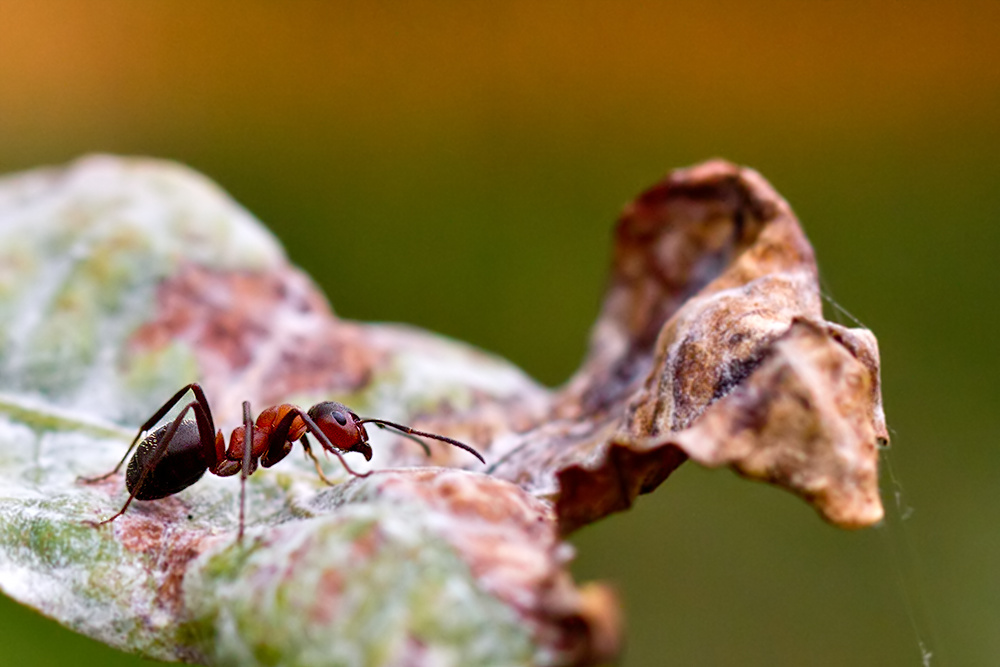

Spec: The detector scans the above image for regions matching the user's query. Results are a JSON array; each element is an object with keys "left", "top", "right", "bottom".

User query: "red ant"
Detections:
[{"left": 82, "top": 383, "right": 485, "bottom": 539}]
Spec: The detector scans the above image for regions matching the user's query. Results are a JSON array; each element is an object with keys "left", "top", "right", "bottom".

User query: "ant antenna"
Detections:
[
  {"left": 358, "top": 418, "right": 486, "bottom": 464},
  {"left": 369, "top": 422, "right": 432, "bottom": 457}
]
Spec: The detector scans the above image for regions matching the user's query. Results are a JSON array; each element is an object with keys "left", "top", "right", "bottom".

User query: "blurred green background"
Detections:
[{"left": 1, "top": 1, "right": 997, "bottom": 665}]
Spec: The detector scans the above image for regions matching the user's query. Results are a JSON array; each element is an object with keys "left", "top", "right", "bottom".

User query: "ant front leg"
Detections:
[
  {"left": 298, "top": 435, "right": 340, "bottom": 486},
  {"left": 269, "top": 407, "right": 371, "bottom": 481},
  {"left": 238, "top": 400, "right": 254, "bottom": 542},
  {"left": 81, "top": 383, "right": 215, "bottom": 483}
]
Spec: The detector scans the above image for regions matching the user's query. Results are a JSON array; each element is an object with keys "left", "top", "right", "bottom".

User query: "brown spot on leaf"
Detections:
[
  {"left": 155, "top": 529, "right": 208, "bottom": 616},
  {"left": 116, "top": 513, "right": 168, "bottom": 554},
  {"left": 115, "top": 507, "right": 211, "bottom": 618}
]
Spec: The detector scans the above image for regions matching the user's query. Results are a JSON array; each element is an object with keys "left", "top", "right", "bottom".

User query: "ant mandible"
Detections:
[{"left": 83, "top": 383, "right": 485, "bottom": 539}]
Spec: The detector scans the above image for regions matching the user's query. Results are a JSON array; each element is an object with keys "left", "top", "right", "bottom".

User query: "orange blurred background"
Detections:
[{"left": 1, "top": 1, "right": 998, "bottom": 665}]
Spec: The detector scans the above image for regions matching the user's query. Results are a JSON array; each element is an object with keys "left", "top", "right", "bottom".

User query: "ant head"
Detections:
[{"left": 307, "top": 402, "right": 372, "bottom": 461}]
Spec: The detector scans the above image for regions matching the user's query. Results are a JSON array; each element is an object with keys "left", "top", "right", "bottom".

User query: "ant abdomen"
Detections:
[{"left": 126, "top": 421, "right": 210, "bottom": 500}]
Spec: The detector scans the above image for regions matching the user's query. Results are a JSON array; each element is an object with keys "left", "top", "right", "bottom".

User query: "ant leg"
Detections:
[
  {"left": 358, "top": 418, "right": 485, "bottom": 464},
  {"left": 370, "top": 423, "right": 432, "bottom": 457},
  {"left": 81, "top": 383, "right": 215, "bottom": 483},
  {"left": 238, "top": 401, "right": 253, "bottom": 542},
  {"left": 271, "top": 407, "right": 371, "bottom": 479},
  {"left": 91, "top": 400, "right": 209, "bottom": 526},
  {"left": 299, "top": 435, "right": 339, "bottom": 486}
]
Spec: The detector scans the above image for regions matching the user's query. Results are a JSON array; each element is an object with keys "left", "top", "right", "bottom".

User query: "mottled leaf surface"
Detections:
[{"left": 0, "top": 156, "right": 886, "bottom": 665}]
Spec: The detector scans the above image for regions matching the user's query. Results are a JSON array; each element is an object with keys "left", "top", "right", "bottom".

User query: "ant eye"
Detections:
[{"left": 332, "top": 410, "right": 347, "bottom": 426}]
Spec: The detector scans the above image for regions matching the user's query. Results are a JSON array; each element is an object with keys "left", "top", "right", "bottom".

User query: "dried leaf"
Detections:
[
  {"left": 0, "top": 155, "right": 887, "bottom": 665},
  {"left": 486, "top": 160, "right": 887, "bottom": 531}
]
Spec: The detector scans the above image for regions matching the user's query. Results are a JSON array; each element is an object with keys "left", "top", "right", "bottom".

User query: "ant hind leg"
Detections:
[
  {"left": 88, "top": 400, "right": 208, "bottom": 527},
  {"left": 80, "top": 383, "right": 215, "bottom": 483}
]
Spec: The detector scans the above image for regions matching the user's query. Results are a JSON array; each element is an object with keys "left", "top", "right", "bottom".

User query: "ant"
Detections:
[{"left": 82, "top": 383, "right": 485, "bottom": 539}]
